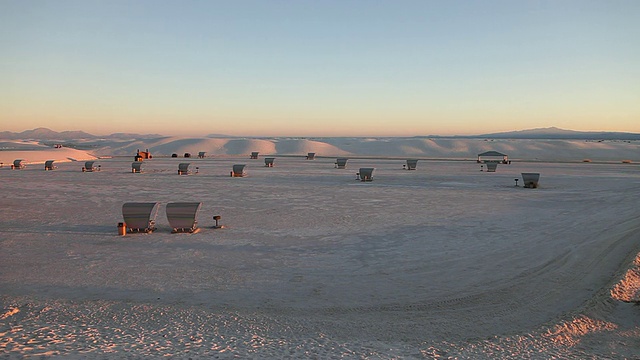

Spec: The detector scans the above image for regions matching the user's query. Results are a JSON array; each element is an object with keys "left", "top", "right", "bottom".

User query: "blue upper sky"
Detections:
[{"left": 1, "top": 0, "right": 638, "bottom": 136}]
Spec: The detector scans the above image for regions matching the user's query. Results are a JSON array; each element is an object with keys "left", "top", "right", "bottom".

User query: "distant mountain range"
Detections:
[
  {"left": 475, "top": 127, "right": 640, "bottom": 140},
  {"left": 0, "top": 127, "right": 164, "bottom": 141},
  {"left": 1, "top": 126, "right": 639, "bottom": 141}
]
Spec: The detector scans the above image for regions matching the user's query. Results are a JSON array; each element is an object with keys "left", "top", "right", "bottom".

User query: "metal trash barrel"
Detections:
[{"left": 118, "top": 222, "right": 126, "bottom": 236}]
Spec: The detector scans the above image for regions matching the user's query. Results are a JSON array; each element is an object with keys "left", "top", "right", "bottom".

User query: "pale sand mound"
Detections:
[
  {"left": 95, "top": 137, "right": 349, "bottom": 157},
  {"left": 0, "top": 143, "right": 96, "bottom": 166},
  {"left": 221, "top": 138, "right": 277, "bottom": 155},
  {"left": 93, "top": 136, "right": 227, "bottom": 157},
  {"left": 320, "top": 137, "right": 640, "bottom": 160},
  {"left": 274, "top": 139, "right": 350, "bottom": 156},
  {"left": 137, "top": 137, "right": 278, "bottom": 156},
  {"left": 95, "top": 137, "right": 277, "bottom": 157},
  {"left": 89, "top": 136, "right": 640, "bottom": 161},
  {"left": 611, "top": 253, "right": 640, "bottom": 302},
  {"left": 0, "top": 140, "right": 43, "bottom": 150}
]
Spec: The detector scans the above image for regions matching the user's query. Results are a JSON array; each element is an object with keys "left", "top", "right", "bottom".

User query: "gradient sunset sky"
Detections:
[{"left": 1, "top": 0, "right": 638, "bottom": 137}]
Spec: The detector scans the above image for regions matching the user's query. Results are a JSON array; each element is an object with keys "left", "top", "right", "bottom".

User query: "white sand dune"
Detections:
[
  {"left": 93, "top": 137, "right": 348, "bottom": 158},
  {"left": 134, "top": 137, "right": 277, "bottom": 157},
  {"left": 0, "top": 141, "right": 96, "bottom": 166},
  {"left": 93, "top": 137, "right": 277, "bottom": 157},
  {"left": 273, "top": 138, "right": 350, "bottom": 156},
  {"left": 0, "top": 140, "right": 43, "bottom": 150},
  {"left": 86, "top": 136, "right": 640, "bottom": 162},
  {"left": 320, "top": 137, "right": 640, "bottom": 161},
  {"left": 0, "top": 152, "right": 638, "bottom": 358}
]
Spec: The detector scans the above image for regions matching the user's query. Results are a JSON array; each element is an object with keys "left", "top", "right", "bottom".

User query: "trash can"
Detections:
[{"left": 118, "top": 222, "right": 126, "bottom": 236}]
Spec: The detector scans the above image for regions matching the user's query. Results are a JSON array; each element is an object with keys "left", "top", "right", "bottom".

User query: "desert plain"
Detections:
[{"left": 1, "top": 137, "right": 639, "bottom": 358}]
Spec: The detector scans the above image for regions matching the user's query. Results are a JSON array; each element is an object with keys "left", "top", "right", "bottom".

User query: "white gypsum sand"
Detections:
[
  {"left": 89, "top": 137, "right": 640, "bottom": 162},
  {"left": 0, "top": 147, "right": 639, "bottom": 358},
  {"left": 0, "top": 141, "right": 96, "bottom": 166}
]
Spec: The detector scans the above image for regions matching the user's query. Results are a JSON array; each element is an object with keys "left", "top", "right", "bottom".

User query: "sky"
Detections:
[{"left": 1, "top": 0, "right": 639, "bottom": 137}]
